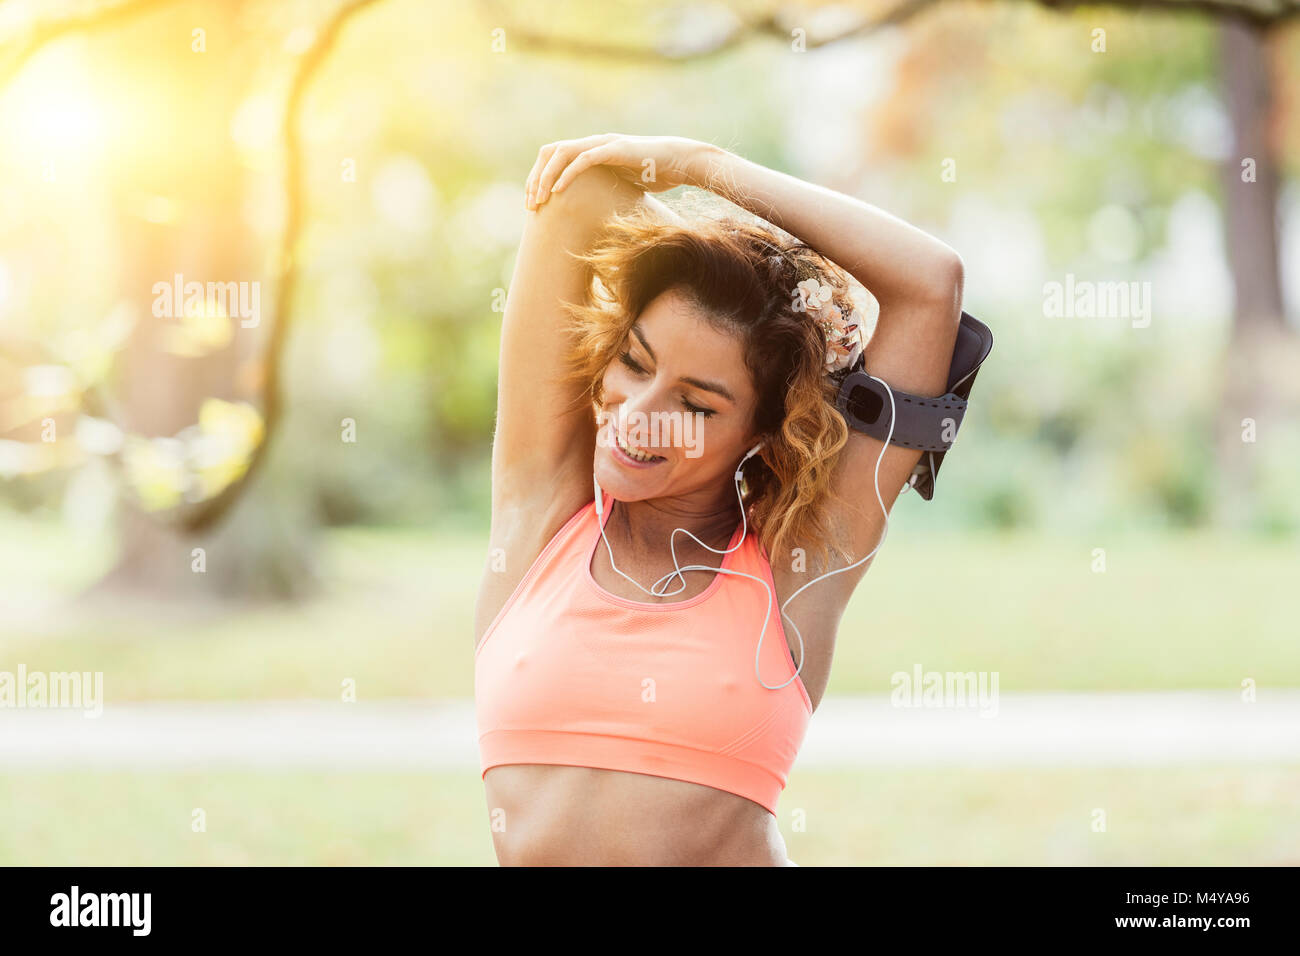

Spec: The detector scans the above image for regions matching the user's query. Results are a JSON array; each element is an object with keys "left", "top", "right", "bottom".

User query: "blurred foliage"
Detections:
[{"left": 0, "top": 0, "right": 1297, "bottom": 542}]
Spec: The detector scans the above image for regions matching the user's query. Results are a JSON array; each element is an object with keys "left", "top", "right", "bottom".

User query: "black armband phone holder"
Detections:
[{"left": 834, "top": 311, "right": 994, "bottom": 500}]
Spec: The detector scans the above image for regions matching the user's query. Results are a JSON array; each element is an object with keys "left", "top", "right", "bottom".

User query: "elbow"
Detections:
[
  {"left": 937, "top": 248, "right": 964, "bottom": 299},
  {"left": 926, "top": 249, "right": 964, "bottom": 320}
]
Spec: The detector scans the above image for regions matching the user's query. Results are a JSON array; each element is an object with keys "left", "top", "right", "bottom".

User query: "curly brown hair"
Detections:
[{"left": 558, "top": 202, "right": 864, "bottom": 570}]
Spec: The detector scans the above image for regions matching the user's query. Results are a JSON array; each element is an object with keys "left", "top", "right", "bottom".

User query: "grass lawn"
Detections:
[
  {"left": 2, "top": 765, "right": 1296, "bottom": 866},
  {"left": 1, "top": 521, "right": 1296, "bottom": 698},
  {"left": 4, "top": 518, "right": 1295, "bottom": 867}
]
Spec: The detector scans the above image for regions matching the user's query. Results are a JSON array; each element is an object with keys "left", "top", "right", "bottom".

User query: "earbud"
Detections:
[
  {"left": 736, "top": 442, "right": 763, "bottom": 480},
  {"left": 593, "top": 476, "right": 604, "bottom": 517}
]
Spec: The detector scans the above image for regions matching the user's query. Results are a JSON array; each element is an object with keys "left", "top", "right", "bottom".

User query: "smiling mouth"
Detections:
[{"left": 614, "top": 433, "right": 665, "bottom": 463}]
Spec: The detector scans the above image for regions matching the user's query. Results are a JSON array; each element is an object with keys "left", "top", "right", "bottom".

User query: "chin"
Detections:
[{"left": 593, "top": 447, "right": 669, "bottom": 503}]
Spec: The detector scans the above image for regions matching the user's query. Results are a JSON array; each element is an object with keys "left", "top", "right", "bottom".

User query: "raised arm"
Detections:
[
  {"left": 694, "top": 145, "right": 963, "bottom": 589},
  {"left": 492, "top": 153, "right": 681, "bottom": 518},
  {"left": 536, "top": 135, "right": 964, "bottom": 592}
]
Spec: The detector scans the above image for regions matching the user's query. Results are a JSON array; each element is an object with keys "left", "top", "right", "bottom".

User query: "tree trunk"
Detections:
[
  {"left": 81, "top": 10, "right": 321, "bottom": 603},
  {"left": 1212, "top": 16, "right": 1297, "bottom": 529},
  {"left": 88, "top": 185, "right": 322, "bottom": 604}
]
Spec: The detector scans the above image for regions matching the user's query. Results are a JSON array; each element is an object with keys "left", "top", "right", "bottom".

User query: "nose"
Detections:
[
  {"left": 620, "top": 386, "right": 662, "bottom": 422},
  {"left": 608, "top": 383, "right": 671, "bottom": 448}
]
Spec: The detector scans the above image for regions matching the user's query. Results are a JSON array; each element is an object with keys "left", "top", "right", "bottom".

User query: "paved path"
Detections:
[{"left": 3, "top": 692, "right": 1299, "bottom": 769}]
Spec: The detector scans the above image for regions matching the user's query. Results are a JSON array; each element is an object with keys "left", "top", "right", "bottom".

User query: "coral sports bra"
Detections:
[{"left": 474, "top": 493, "right": 813, "bottom": 816}]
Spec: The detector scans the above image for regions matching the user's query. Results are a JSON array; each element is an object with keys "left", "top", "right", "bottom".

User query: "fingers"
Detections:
[
  {"left": 549, "top": 146, "right": 613, "bottom": 195},
  {"left": 525, "top": 134, "right": 615, "bottom": 210},
  {"left": 525, "top": 143, "right": 557, "bottom": 211},
  {"left": 531, "top": 147, "right": 576, "bottom": 208}
]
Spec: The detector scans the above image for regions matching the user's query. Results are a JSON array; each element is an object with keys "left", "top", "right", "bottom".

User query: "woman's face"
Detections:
[{"left": 594, "top": 287, "right": 762, "bottom": 507}]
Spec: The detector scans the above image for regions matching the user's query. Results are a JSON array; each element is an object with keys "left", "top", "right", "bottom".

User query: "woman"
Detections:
[{"left": 474, "top": 133, "right": 966, "bottom": 866}]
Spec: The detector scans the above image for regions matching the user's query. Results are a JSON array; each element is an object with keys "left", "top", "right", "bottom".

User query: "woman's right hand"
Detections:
[{"left": 524, "top": 133, "right": 722, "bottom": 211}]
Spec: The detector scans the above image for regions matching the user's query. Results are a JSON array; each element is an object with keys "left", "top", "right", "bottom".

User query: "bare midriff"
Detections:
[{"left": 482, "top": 764, "right": 789, "bottom": 866}]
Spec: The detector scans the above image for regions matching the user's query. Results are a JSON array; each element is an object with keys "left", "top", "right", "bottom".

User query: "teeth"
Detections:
[{"left": 616, "top": 435, "right": 658, "bottom": 462}]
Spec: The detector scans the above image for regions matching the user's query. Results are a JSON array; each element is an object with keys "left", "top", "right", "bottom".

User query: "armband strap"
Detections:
[{"left": 833, "top": 311, "right": 993, "bottom": 501}]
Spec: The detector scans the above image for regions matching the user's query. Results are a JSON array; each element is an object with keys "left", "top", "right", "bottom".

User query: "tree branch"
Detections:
[
  {"left": 179, "top": 0, "right": 386, "bottom": 533},
  {"left": 0, "top": 0, "right": 180, "bottom": 87},
  {"left": 485, "top": 0, "right": 1297, "bottom": 64},
  {"left": 1033, "top": 0, "right": 1298, "bottom": 27},
  {"left": 485, "top": 0, "right": 944, "bottom": 62}
]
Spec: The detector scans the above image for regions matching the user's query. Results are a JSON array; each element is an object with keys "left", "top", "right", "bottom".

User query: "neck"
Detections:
[{"left": 611, "top": 488, "right": 741, "bottom": 559}]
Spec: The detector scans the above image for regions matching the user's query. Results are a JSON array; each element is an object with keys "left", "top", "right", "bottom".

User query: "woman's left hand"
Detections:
[{"left": 525, "top": 133, "right": 720, "bottom": 211}]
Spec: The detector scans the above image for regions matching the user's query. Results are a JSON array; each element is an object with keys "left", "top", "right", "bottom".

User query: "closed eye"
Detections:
[
  {"left": 619, "top": 350, "right": 716, "bottom": 418},
  {"left": 617, "top": 351, "right": 646, "bottom": 375}
]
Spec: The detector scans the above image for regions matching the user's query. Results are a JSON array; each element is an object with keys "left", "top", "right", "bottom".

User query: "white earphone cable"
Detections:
[{"left": 595, "top": 374, "right": 898, "bottom": 691}]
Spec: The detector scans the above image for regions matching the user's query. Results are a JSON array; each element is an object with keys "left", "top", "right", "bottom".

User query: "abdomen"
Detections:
[{"left": 482, "top": 764, "right": 789, "bottom": 866}]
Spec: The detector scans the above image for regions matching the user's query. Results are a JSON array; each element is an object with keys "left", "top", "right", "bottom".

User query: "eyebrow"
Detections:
[{"left": 631, "top": 323, "right": 736, "bottom": 403}]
